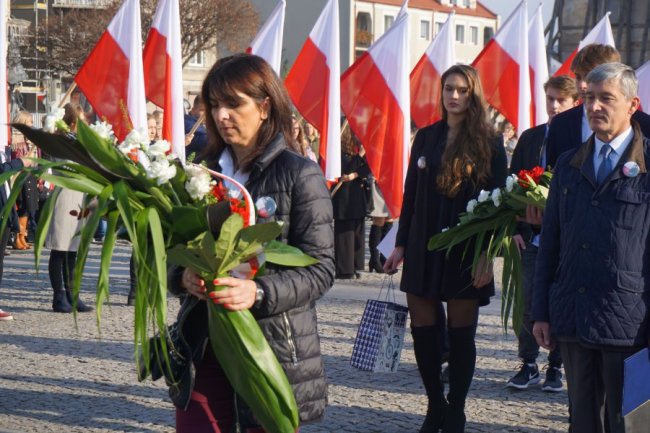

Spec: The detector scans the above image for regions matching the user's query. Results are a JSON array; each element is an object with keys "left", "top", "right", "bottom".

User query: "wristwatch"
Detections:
[{"left": 254, "top": 284, "right": 265, "bottom": 307}]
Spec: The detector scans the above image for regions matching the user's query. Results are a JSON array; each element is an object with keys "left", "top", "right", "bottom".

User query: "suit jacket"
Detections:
[
  {"left": 510, "top": 124, "right": 547, "bottom": 174},
  {"left": 546, "top": 105, "right": 650, "bottom": 168},
  {"left": 533, "top": 120, "right": 650, "bottom": 347}
]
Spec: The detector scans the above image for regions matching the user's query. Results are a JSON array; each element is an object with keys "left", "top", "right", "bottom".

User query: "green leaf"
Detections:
[
  {"left": 0, "top": 172, "right": 29, "bottom": 249},
  {"left": 215, "top": 214, "right": 244, "bottom": 273},
  {"left": 264, "top": 240, "right": 319, "bottom": 267},
  {"left": 76, "top": 121, "right": 139, "bottom": 179},
  {"left": 207, "top": 301, "right": 299, "bottom": 433},
  {"left": 96, "top": 209, "right": 119, "bottom": 326},
  {"left": 170, "top": 205, "right": 209, "bottom": 242},
  {"left": 40, "top": 172, "right": 104, "bottom": 196},
  {"left": 33, "top": 188, "right": 61, "bottom": 272}
]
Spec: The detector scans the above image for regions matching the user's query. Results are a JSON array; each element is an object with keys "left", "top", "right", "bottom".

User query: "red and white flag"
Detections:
[
  {"left": 473, "top": 0, "right": 531, "bottom": 137},
  {"left": 143, "top": 0, "right": 185, "bottom": 161},
  {"left": 74, "top": 0, "right": 147, "bottom": 141},
  {"left": 247, "top": 0, "right": 285, "bottom": 75},
  {"left": 285, "top": 0, "right": 340, "bottom": 180},
  {"left": 341, "top": 1, "right": 410, "bottom": 218},
  {"left": 553, "top": 12, "right": 615, "bottom": 77},
  {"left": 410, "top": 11, "right": 455, "bottom": 129},
  {"left": 637, "top": 60, "right": 650, "bottom": 113},
  {"left": 0, "top": 0, "right": 8, "bottom": 153},
  {"left": 529, "top": 3, "right": 549, "bottom": 126}
]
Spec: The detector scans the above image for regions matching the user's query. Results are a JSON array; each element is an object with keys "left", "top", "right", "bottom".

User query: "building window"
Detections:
[
  {"left": 470, "top": 26, "right": 478, "bottom": 45},
  {"left": 484, "top": 27, "right": 494, "bottom": 45},
  {"left": 435, "top": 22, "right": 444, "bottom": 35},
  {"left": 384, "top": 15, "right": 394, "bottom": 31},
  {"left": 420, "top": 20, "right": 430, "bottom": 40},
  {"left": 456, "top": 24, "right": 465, "bottom": 43},
  {"left": 188, "top": 47, "right": 205, "bottom": 67},
  {"left": 356, "top": 12, "right": 373, "bottom": 47}
]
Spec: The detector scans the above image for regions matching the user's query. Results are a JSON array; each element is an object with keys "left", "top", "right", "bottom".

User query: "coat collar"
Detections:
[{"left": 569, "top": 120, "right": 647, "bottom": 187}]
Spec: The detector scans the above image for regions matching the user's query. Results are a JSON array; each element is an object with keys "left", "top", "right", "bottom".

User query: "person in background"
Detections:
[
  {"left": 46, "top": 104, "right": 94, "bottom": 314},
  {"left": 506, "top": 75, "right": 579, "bottom": 392},
  {"left": 147, "top": 113, "right": 158, "bottom": 143},
  {"left": 366, "top": 174, "right": 392, "bottom": 274},
  {"left": 501, "top": 121, "right": 517, "bottom": 167},
  {"left": 292, "top": 115, "right": 317, "bottom": 163},
  {"left": 384, "top": 64, "right": 507, "bottom": 433},
  {"left": 10, "top": 111, "right": 38, "bottom": 250},
  {"left": 304, "top": 121, "right": 320, "bottom": 159},
  {"left": 184, "top": 95, "right": 208, "bottom": 158},
  {"left": 533, "top": 62, "right": 650, "bottom": 433},
  {"left": 0, "top": 129, "right": 35, "bottom": 321},
  {"left": 169, "top": 54, "right": 334, "bottom": 432},
  {"left": 332, "top": 127, "right": 370, "bottom": 280},
  {"left": 153, "top": 110, "right": 163, "bottom": 141}
]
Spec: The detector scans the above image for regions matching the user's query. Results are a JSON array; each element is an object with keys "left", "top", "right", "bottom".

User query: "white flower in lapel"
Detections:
[{"left": 417, "top": 156, "right": 427, "bottom": 169}]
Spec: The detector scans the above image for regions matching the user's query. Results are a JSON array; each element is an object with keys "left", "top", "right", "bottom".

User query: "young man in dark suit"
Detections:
[
  {"left": 506, "top": 76, "right": 579, "bottom": 392},
  {"left": 533, "top": 62, "right": 650, "bottom": 433},
  {"left": 546, "top": 44, "right": 650, "bottom": 168}
]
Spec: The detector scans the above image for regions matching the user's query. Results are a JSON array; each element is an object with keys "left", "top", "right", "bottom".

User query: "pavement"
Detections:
[{"left": 0, "top": 242, "right": 569, "bottom": 432}]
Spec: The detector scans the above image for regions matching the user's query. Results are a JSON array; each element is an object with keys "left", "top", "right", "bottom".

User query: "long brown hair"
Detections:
[
  {"left": 200, "top": 54, "right": 298, "bottom": 169},
  {"left": 436, "top": 64, "right": 495, "bottom": 197}
]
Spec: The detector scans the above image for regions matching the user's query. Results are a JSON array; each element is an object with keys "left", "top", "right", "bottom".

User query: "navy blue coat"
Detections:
[
  {"left": 533, "top": 122, "right": 650, "bottom": 348},
  {"left": 545, "top": 104, "right": 650, "bottom": 168}
]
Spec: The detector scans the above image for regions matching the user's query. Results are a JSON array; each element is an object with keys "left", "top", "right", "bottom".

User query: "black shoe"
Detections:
[
  {"left": 52, "top": 291, "right": 73, "bottom": 313},
  {"left": 66, "top": 291, "right": 94, "bottom": 313},
  {"left": 441, "top": 405, "right": 466, "bottom": 433},
  {"left": 541, "top": 365, "right": 563, "bottom": 392},
  {"left": 420, "top": 399, "right": 447, "bottom": 433},
  {"left": 506, "top": 362, "right": 540, "bottom": 390}
]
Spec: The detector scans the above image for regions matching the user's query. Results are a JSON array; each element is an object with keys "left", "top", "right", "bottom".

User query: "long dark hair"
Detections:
[
  {"left": 200, "top": 54, "right": 298, "bottom": 169},
  {"left": 436, "top": 64, "right": 496, "bottom": 197}
]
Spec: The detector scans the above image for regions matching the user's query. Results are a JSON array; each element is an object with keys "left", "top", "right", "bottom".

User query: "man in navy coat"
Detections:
[
  {"left": 546, "top": 44, "right": 650, "bottom": 168},
  {"left": 533, "top": 63, "right": 650, "bottom": 433}
]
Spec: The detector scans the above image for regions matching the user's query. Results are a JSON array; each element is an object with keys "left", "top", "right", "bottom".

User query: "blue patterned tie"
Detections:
[{"left": 596, "top": 144, "right": 614, "bottom": 185}]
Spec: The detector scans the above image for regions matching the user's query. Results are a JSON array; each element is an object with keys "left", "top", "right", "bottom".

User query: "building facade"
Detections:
[{"left": 250, "top": 0, "right": 499, "bottom": 74}]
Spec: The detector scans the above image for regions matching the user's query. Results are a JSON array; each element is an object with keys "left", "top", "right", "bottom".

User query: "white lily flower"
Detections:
[
  {"left": 43, "top": 108, "right": 65, "bottom": 133},
  {"left": 491, "top": 188, "right": 502, "bottom": 207},
  {"left": 466, "top": 199, "right": 478, "bottom": 214},
  {"left": 148, "top": 140, "right": 171, "bottom": 160},
  {"left": 505, "top": 175, "right": 516, "bottom": 192},
  {"left": 184, "top": 165, "right": 214, "bottom": 200},
  {"left": 89, "top": 121, "right": 115, "bottom": 142},
  {"left": 146, "top": 158, "right": 177, "bottom": 185},
  {"left": 477, "top": 190, "right": 490, "bottom": 203}
]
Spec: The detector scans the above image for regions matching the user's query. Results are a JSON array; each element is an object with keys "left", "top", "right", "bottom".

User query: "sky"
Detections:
[{"left": 481, "top": 0, "right": 555, "bottom": 27}]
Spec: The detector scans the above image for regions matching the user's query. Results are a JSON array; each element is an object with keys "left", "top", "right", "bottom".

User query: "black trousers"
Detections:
[
  {"left": 560, "top": 341, "right": 635, "bottom": 433},
  {"left": 0, "top": 226, "right": 9, "bottom": 288},
  {"left": 334, "top": 218, "right": 365, "bottom": 277}
]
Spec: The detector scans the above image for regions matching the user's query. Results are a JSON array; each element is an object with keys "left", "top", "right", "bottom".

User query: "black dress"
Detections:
[{"left": 395, "top": 121, "right": 507, "bottom": 305}]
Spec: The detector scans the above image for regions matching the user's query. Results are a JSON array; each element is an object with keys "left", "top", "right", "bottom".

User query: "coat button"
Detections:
[
  {"left": 591, "top": 200, "right": 599, "bottom": 206},
  {"left": 582, "top": 243, "right": 590, "bottom": 249},
  {"left": 578, "top": 287, "right": 586, "bottom": 293}
]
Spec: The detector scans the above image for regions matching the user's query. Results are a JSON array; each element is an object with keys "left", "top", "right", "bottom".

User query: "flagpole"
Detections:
[
  {"left": 57, "top": 82, "right": 78, "bottom": 108},
  {"left": 187, "top": 114, "right": 205, "bottom": 139}
]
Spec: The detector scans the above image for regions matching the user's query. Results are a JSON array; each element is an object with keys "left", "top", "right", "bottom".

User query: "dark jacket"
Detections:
[
  {"left": 0, "top": 158, "right": 24, "bottom": 231},
  {"left": 331, "top": 153, "right": 370, "bottom": 220},
  {"left": 510, "top": 124, "right": 547, "bottom": 243},
  {"left": 395, "top": 121, "right": 507, "bottom": 302},
  {"left": 183, "top": 114, "right": 208, "bottom": 158},
  {"left": 533, "top": 121, "right": 650, "bottom": 348},
  {"left": 168, "top": 134, "right": 335, "bottom": 423},
  {"left": 546, "top": 105, "right": 650, "bottom": 168}
]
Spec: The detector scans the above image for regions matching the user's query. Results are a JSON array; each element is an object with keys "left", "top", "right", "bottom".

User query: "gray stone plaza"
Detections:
[{"left": 0, "top": 242, "right": 568, "bottom": 432}]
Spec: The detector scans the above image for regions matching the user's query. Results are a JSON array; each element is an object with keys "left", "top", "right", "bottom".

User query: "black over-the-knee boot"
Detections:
[
  {"left": 368, "top": 225, "right": 384, "bottom": 273},
  {"left": 412, "top": 325, "right": 448, "bottom": 433},
  {"left": 443, "top": 325, "right": 477, "bottom": 433}
]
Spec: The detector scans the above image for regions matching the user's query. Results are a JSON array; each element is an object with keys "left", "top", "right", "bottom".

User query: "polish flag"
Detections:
[
  {"left": 341, "top": 1, "right": 409, "bottom": 218},
  {"left": 553, "top": 12, "right": 615, "bottom": 77},
  {"left": 410, "top": 11, "right": 455, "bottom": 129},
  {"left": 636, "top": 60, "right": 650, "bottom": 113},
  {"left": 529, "top": 3, "right": 549, "bottom": 126},
  {"left": 247, "top": 0, "right": 285, "bottom": 75},
  {"left": 0, "top": 0, "right": 8, "bottom": 153},
  {"left": 285, "top": 0, "right": 340, "bottom": 180},
  {"left": 472, "top": 0, "right": 531, "bottom": 137},
  {"left": 74, "top": 0, "right": 147, "bottom": 141},
  {"left": 143, "top": 0, "right": 185, "bottom": 162}
]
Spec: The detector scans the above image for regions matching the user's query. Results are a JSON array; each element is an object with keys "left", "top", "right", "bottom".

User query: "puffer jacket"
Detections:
[
  {"left": 167, "top": 133, "right": 335, "bottom": 423},
  {"left": 533, "top": 121, "right": 650, "bottom": 348}
]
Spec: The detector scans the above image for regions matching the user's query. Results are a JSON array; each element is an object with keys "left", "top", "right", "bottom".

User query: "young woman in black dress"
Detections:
[{"left": 384, "top": 64, "right": 507, "bottom": 433}]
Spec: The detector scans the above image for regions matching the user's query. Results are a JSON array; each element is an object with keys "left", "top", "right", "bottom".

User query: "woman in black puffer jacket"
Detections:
[{"left": 168, "top": 54, "right": 335, "bottom": 433}]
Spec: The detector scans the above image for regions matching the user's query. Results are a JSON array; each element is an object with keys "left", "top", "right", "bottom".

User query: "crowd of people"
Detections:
[{"left": 1, "top": 43, "right": 649, "bottom": 433}]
